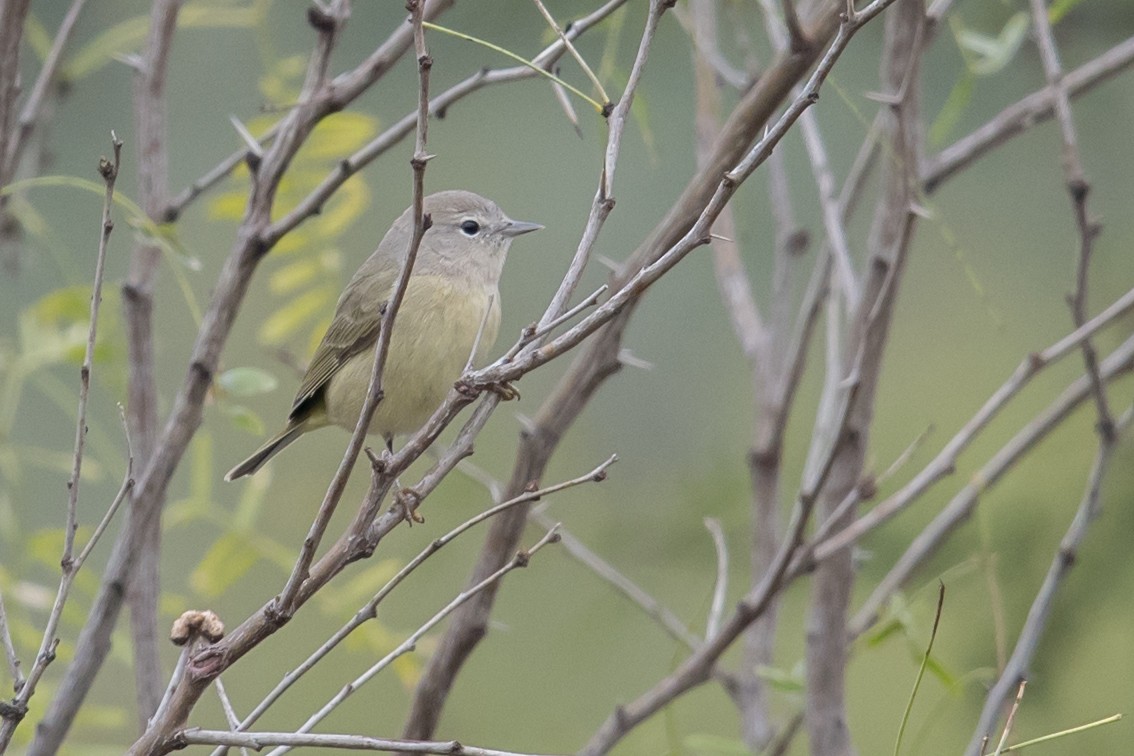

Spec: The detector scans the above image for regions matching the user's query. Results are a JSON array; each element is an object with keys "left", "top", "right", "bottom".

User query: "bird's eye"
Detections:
[{"left": 460, "top": 219, "right": 481, "bottom": 236}]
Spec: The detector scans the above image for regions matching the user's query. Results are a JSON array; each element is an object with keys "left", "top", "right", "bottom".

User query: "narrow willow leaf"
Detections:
[{"left": 218, "top": 367, "right": 279, "bottom": 397}]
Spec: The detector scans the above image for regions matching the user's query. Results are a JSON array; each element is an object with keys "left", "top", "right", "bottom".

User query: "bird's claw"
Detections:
[
  {"left": 486, "top": 381, "right": 520, "bottom": 401},
  {"left": 395, "top": 487, "right": 425, "bottom": 525}
]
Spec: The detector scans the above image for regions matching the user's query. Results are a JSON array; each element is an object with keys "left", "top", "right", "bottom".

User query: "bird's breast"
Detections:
[{"left": 324, "top": 276, "right": 501, "bottom": 436}]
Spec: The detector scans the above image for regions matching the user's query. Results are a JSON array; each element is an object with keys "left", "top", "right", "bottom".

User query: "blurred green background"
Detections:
[{"left": 1, "top": 1, "right": 1134, "bottom": 753}]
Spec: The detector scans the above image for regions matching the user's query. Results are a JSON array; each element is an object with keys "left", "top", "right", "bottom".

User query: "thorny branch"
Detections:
[
  {"left": 966, "top": 407, "right": 1132, "bottom": 755},
  {"left": 0, "top": 134, "right": 130, "bottom": 752}
]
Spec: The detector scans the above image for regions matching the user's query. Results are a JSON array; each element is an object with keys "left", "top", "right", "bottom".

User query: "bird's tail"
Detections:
[{"left": 225, "top": 421, "right": 308, "bottom": 481}]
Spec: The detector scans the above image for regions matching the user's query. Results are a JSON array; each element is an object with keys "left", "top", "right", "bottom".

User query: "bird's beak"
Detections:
[{"left": 502, "top": 218, "right": 544, "bottom": 237}]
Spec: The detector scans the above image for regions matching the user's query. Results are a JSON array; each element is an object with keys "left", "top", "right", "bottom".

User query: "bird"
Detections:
[{"left": 225, "top": 190, "right": 542, "bottom": 481}]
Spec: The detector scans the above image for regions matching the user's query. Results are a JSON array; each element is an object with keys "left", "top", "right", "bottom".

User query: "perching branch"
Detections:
[{"left": 273, "top": 0, "right": 434, "bottom": 619}]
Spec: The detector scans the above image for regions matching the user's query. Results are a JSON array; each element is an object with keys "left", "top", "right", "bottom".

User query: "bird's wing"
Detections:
[{"left": 289, "top": 256, "right": 397, "bottom": 420}]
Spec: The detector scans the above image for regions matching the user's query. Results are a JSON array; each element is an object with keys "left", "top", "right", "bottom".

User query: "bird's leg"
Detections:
[{"left": 365, "top": 439, "right": 423, "bottom": 524}]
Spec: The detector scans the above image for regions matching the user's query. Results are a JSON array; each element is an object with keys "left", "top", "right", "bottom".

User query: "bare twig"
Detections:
[
  {"left": 122, "top": 0, "right": 183, "bottom": 724},
  {"left": 0, "top": 589, "right": 22, "bottom": 692},
  {"left": 183, "top": 729, "right": 559, "bottom": 756},
  {"left": 403, "top": 0, "right": 670, "bottom": 739},
  {"left": 36, "top": 0, "right": 371, "bottom": 750},
  {"left": 62, "top": 133, "right": 121, "bottom": 566},
  {"left": 214, "top": 458, "right": 613, "bottom": 744},
  {"left": 923, "top": 36, "right": 1134, "bottom": 191},
  {"left": 265, "top": 527, "right": 561, "bottom": 755},
  {"left": 212, "top": 678, "right": 248, "bottom": 756},
  {"left": 966, "top": 407, "right": 1131, "bottom": 755},
  {"left": 463, "top": 294, "right": 495, "bottom": 373},
  {"left": 274, "top": 0, "right": 433, "bottom": 618},
  {"left": 803, "top": 2, "right": 925, "bottom": 752},
  {"left": 0, "top": 0, "right": 32, "bottom": 201},
  {"left": 816, "top": 283, "right": 1134, "bottom": 561},
  {"left": 0, "top": 398, "right": 134, "bottom": 749},
  {"left": 529, "top": 508, "right": 702, "bottom": 651},
  {"left": 2, "top": 0, "right": 87, "bottom": 182},
  {"left": 1027, "top": 0, "right": 1113, "bottom": 441},
  {"left": 849, "top": 333, "right": 1134, "bottom": 637},
  {"left": 992, "top": 680, "right": 1027, "bottom": 756},
  {"left": 704, "top": 518, "right": 729, "bottom": 640},
  {"left": 0, "top": 138, "right": 128, "bottom": 747},
  {"left": 260, "top": 0, "right": 630, "bottom": 248},
  {"left": 530, "top": 0, "right": 610, "bottom": 106}
]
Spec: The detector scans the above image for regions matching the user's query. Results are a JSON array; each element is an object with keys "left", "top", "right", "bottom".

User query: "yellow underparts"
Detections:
[{"left": 321, "top": 275, "right": 501, "bottom": 437}]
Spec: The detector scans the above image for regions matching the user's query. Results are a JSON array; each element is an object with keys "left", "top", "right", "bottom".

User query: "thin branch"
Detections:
[
  {"left": 704, "top": 518, "right": 729, "bottom": 640},
  {"left": 529, "top": 509, "right": 702, "bottom": 651},
  {"left": 3, "top": 0, "right": 87, "bottom": 182},
  {"left": 849, "top": 333, "right": 1134, "bottom": 637},
  {"left": 41, "top": 0, "right": 365, "bottom": 751},
  {"left": 402, "top": 1, "right": 669, "bottom": 738},
  {"left": 0, "top": 589, "right": 22, "bottom": 692},
  {"left": 923, "top": 36, "right": 1134, "bottom": 191},
  {"left": 212, "top": 678, "right": 249, "bottom": 756},
  {"left": 815, "top": 283, "right": 1134, "bottom": 561},
  {"left": 183, "top": 729, "right": 559, "bottom": 756},
  {"left": 693, "top": 0, "right": 765, "bottom": 363},
  {"left": 216, "top": 458, "right": 613, "bottom": 742},
  {"left": 63, "top": 133, "right": 122, "bottom": 566},
  {"left": 273, "top": 0, "right": 434, "bottom": 618},
  {"left": 966, "top": 407, "right": 1131, "bottom": 755},
  {"left": 1026, "top": 0, "right": 1113, "bottom": 441},
  {"left": 463, "top": 293, "right": 495, "bottom": 373},
  {"left": 260, "top": 0, "right": 631, "bottom": 247},
  {"left": 0, "top": 0, "right": 32, "bottom": 201},
  {"left": 530, "top": 0, "right": 611, "bottom": 106},
  {"left": 992, "top": 680, "right": 1027, "bottom": 756},
  {"left": 264, "top": 527, "right": 561, "bottom": 756},
  {"left": 0, "top": 398, "right": 134, "bottom": 750},
  {"left": 123, "top": 0, "right": 183, "bottom": 724}
]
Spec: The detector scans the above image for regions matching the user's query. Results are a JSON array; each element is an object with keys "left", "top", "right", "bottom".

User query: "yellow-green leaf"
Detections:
[
  {"left": 218, "top": 367, "right": 278, "bottom": 397},
  {"left": 259, "top": 287, "right": 330, "bottom": 344},
  {"left": 190, "top": 532, "right": 260, "bottom": 597}
]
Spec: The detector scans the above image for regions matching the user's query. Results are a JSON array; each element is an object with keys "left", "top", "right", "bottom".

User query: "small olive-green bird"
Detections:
[{"left": 225, "top": 190, "right": 541, "bottom": 481}]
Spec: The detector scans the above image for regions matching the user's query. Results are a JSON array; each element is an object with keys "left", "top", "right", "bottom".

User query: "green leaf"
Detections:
[
  {"left": 1049, "top": 0, "right": 1088, "bottom": 24},
  {"left": 270, "top": 257, "right": 323, "bottom": 295},
  {"left": 223, "top": 404, "right": 266, "bottom": 436},
  {"left": 218, "top": 367, "right": 279, "bottom": 398},
  {"left": 953, "top": 13, "right": 1029, "bottom": 77},
  {"left": 929, "top": 71, "right": 974, "bottom": 147},
  {"left": 259, "top": 287, "right": 331, "bottom": 344},
  {"left": 190, "top": 532, "right": 261, "bottom": 597},
  {"left": 303, "top": 112, "right": 379, "bottom": 158},
  {"left": 24, "top": 14, "right": 52, "bottom": 61},
  {"left": 313, "top": 176, "right": 371, "bottom": 238},
  {"left": 63, "top": 3, "right": 262, "bottom": 81},
  {"left": 232, "top": 471, "right": 270, "bottom": 531},
  {"left": 2, "top": 175, "right": 202, "bottom": 272},
  {"left": 754, "top": 663, "right": 805, "bottom": 693}
]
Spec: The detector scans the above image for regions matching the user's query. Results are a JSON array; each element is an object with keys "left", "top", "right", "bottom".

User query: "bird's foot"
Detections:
[
  {"left": 486, "top": 380, "right": 520, "bottom": 401},
  {"left": 395, "top": 487, "right": 425, "bottom": 525}
]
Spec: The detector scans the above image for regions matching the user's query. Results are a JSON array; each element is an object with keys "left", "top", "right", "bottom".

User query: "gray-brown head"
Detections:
[{"left": 377, "top": 190, "right": 542, "bottom": 287}]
